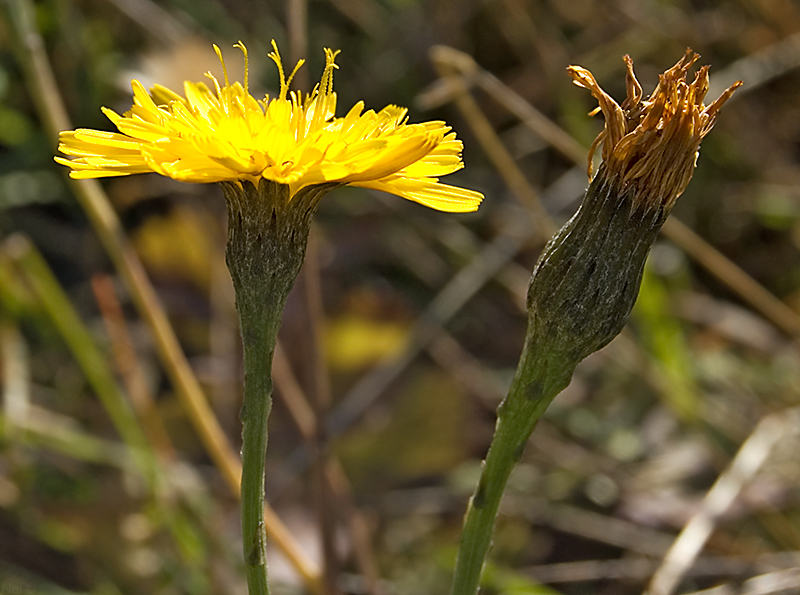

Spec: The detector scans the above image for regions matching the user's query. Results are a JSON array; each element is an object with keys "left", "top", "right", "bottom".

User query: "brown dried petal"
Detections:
[{"left": 567, "top": 50, "right": 742, "bottom": 212}]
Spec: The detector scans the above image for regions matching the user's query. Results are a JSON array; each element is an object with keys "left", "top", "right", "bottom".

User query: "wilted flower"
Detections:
[
  {"left": 526, "top": 51, "right": 741, "bottom": 363},
  {"left": 567, "top": 50, "right": 741, "bottom": 212},
  {"left": 450, "top": 52, "right": 741, "bottom": 595}
]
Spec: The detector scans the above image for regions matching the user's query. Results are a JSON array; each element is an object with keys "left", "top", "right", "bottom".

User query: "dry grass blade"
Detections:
[
  {"left": 91, "top": 273, "right": 177, "bottom": 460},
  {"left": 708, "top": 30, "right": 800, "bottom": 99},
  {"left": 302, "top": 237, "right": 341, "bottom": 595},
  {"left": 685, "top": 568, "right": 800, "bottom": 595},
  {"left": 541, "top": 503, "right": 674, "bottom": 558},
  {"left": 526, "top": 553, "right": 800, "bottom": 585},
  {"left": 3, "top": 234, "right": 155, "bottom": 477},
  {"left": 0, "top": 320, "right": 29, "bottom": 441},
  {"left": 645, "top": 408, "right": 800, "bottom": 595},
  {"left": 5, "top": 403, "right": 134, "bottom": 470},
  {"left": 423, "top": 45, "right": 587, "bottom": 166},
  {"left": 660, "top": 219, "right": 800, "bottom": 339},
  {"left": 100, "top": 0, "right": 189, "bottom": 44},
  {"left": 427, "top": 331, "right": 508, "bottom": 408},
  {"left": 429, "top": 46, "right": 556, "bottom": 240},
  {"left": 326, "top": 210, "right": 534, "bottom": 437},
  {"left": 274, "top": 341, "right": 318, "bottom": 439}
]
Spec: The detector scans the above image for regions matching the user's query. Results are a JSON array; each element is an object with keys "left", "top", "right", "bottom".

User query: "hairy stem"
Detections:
[
  {"left": 222, "top": 181, "right": 331, "bottom": 595},
  {"left": 238, "top": 305, "right": 280, "bottom": 594},
  {"left": 450, "top": 340, "right": 574, "bottom": 595},
  {"left": 451, "top": 169, "right": 668, "bottom": 594}
]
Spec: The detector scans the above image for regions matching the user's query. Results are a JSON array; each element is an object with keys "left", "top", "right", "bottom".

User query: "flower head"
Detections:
[
  {"left": 526, "top": 51, "right": 740, "bottom": 364},
  {"left": 55, "top": 42, "right": 483, "bottom": 213},
  {"left": 568, "top": 50, "right": 741, "bottom": 211}
]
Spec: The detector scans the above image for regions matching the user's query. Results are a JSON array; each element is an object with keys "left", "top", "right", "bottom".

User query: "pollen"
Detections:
[{"left": 55, "top": 41, "right": 484, "bottom": 213}]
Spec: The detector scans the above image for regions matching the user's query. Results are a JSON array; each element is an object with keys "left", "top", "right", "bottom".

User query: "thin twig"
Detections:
[
  {"left": 304, "top": 236, "right": 341, "bottom": 595},
  {"left": 272, "top": 336, "right": 382, "bottom": 595},
  {"left": 525, "top": 552, "right": 800, "bottom": 585}
]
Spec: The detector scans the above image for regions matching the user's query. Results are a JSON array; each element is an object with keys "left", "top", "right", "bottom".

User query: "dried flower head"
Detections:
[
  {"left": 568, "top": 50, "right": 742, "bottom": 211},
  {"left": 525, "top": 52, "right": 741, "bottom": 365},
  {"left": 55, "top": 42, "right": 483, "bottom": 213}
]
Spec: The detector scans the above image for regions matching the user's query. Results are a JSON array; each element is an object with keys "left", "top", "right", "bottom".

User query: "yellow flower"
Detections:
[{"left": 55, "top": 42, "right": 483, "bottom": 213}]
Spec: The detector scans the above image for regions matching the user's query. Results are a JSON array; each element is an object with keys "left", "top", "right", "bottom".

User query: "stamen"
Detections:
[
  {"left": 234, "top": 41, "right": 249, "bottom": 93},
  {"left": 320, "top": 49, "right": 341, "bottom": 98},
  {"left": 205, "top": 71, "right": 222, "bottom": 96},
  {"left": 284, "top": 58, "right": 305, "bottom": 93},
  {"left": 213, "top": 44, "right": 230, "bottom": 88},
  {"left": 268, "top": 40, "right": 289, "bottom": 100},
  {"left": 309, "top": 48, "right": 340, "bottom": 129}
]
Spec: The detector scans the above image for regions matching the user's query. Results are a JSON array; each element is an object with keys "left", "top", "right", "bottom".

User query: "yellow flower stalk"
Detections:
[
  {"left": 55, "top": 41, "right": 483, "bottom": 213},
  {"left": 56, "top": 42, "right": 483, "bottom": 595}
]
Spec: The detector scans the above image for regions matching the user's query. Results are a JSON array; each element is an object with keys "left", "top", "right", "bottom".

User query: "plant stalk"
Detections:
[
  {"left": 450, "top": 339, "right": 574, "bottom": 595},
  {"left": 238, "top": 304, "right": 280, "bottom": 595},
  {"left": 222, "top": 180, "right": 331, "bottom": 595},
  {"left": 450, "top": 169, "right": 669, "bottom": 595}
]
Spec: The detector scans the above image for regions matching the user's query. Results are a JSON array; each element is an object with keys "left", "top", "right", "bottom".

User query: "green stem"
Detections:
[
  {"left": 451, "top": 169, "right": 670, "bottom": 595},
  {"left": 221, "top": 180, "right": 331, "bottom": 595},
  {"left": 239, "top": 307, "right": 280, "bottom": 595},
  {"left": 450, "top": 340, "right": 575, "bottom": 595}
]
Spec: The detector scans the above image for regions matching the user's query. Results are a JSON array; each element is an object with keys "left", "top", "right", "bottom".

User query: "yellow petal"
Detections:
[{"left": 54, "top": 42, "right": 484, "bottom": 213}]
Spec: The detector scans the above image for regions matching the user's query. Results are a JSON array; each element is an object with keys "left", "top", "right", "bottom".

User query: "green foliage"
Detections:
[{"left": 633, "top": 263, "right": 698, "bottom": 421}]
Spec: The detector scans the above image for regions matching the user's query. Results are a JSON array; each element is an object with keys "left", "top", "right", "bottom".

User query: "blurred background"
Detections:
[{"left": 2, "top": 0, "right": 800, "bottom": 594}]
